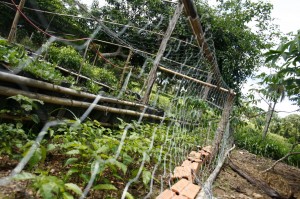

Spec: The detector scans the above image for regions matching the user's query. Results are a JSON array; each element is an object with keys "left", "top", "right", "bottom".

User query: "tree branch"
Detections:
[{"left": 262, "top": 142, "right": 300, "bottom": 173}]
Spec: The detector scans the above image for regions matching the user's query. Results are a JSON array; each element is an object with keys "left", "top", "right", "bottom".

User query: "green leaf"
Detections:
[
  {"left": 66, "top": 149, "right": 80, "bottom": 155},
  {"left": 47, "top": 144, "right": 56, "bottom": 151},
  {"left": 63, "top": 192, "right": 74, "bottom": 199},
  {"left": 13, "top": 172, "right": 36, "bottom": 180},
  {"left": 64, "top": 158, "right": 78, "bottom": 167},
  {"left": 93, "top": 184, "right": 117, "bottom": 191},
  {"left": 142, "top": 170, "right": 151, "bottom": 186},
  {"left": 65, "top": 183, "right": 83, "bottom": 195},
  {"left": 125, "top": 192, "right": 134, "bottom": 199},
  {"left": 66, "top": 168, "right": 79, "bottom": 177}
]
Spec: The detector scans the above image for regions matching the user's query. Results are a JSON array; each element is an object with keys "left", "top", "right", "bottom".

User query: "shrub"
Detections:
[
  {"left": 47, "top": 45, "right": 82, "bottom": 70},
  {"left": 82, "top": 63, "right": 117, "bottom": 86},
  {"left": 234, "top": 126, "right": 300, "bottom": 166}
]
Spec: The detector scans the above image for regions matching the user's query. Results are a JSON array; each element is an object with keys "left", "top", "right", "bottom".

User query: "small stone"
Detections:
[
  {"left": 50, "top": 169, "right": 55, "bottom": 173},
  {"left": 253, "top": 193, "right": 263, "bottom": 199}
]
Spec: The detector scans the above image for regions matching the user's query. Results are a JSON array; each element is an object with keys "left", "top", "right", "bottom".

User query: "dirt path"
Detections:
[{"left": 213, "top": 149, "right": 300, "bottom": 199}]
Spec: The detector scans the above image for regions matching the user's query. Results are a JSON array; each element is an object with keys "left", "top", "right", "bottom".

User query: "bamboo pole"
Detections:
[
  {"left": 141, "top": 2, "right": 184, "bottom": 105},
  {"left": 0, "top": 86, "right": 166, "bottom": 121},
  {"left": 0, "top": 71, "right": 157, "bottom": 111},
  {"left": 158, "top": 66, "right": 231, "bottom": 93},
  {"left": 76, "top": 39, "right": 91, "bottom": 83},
  {"left": 119, "top": 50, "right": 133, "bottom": 89},
  {"left": 8, "top": 0, "right": 26, "bottom": 43}
]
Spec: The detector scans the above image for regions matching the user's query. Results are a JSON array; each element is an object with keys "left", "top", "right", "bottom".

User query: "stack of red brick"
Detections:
[{"left": 156, "top": 146, "right": 212, "bottom": 199}]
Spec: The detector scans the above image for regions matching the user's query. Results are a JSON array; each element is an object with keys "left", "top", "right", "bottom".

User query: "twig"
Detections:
[{"left": 262, "top": 142, "right": 300, "bottom": 173}]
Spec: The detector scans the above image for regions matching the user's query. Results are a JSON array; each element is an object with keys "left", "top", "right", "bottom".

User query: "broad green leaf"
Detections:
[
  {"left": 142, "top": 170, "right": 151, "bottom": 186},
  {"left": 13, "top": 172, "right": 36, "bottom": 180},
  {"left": 66, "top": 168, "right": 79, "bottom": 178},
  {"left": 47, "top": 144, "right": 56, "bottom": 151},
  {"left": 93, "top": 184, "right": 117, "bottom": 191},
  {"left": 63, "top": 192, "right": 74, "bottom": 199},
  {"left": 125, "top": 192, "right": 134, "bottom": 199},
  {"left": 65, "top": 183, "right": 82, "bottom": 195},
  {"left": 64, "top": 158, "right": 78, "bottom": 166},
  {"left": 66, "top": 149, "right": 80, "bottom": 155}
]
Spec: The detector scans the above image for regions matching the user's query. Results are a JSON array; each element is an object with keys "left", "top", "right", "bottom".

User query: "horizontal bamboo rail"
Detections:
[
  {"left": 0, "top": 86, "right": 166, "bottom": 121},
  {"left": 0, "top": 71, "right": 158, "bottom": 111},
  {"left": 158, "top": 66, "right": 230, "bottom": 93}
]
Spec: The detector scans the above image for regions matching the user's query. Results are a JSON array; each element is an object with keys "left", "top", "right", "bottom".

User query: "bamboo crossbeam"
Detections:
[
  {"left": 0, "top": 71, "right": 158, "bottom": 111},
  {"left": 0, "top": 86, "right": 166, "bottom": 121},
  {"left": 158, "top": 66, "right": 230, "bottom": 93}
]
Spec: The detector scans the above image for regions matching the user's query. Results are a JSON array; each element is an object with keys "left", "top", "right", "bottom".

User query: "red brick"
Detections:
[
  {"left": 181, "top": 160, "right": 191, "bottom": 167},
  {"left": 171, "top": 179, "right": 190, "bottom": 194},
  {"left": 181, "top": 183, "right": 201, "bottom": 199},
  {"left": 187, "top": 157, "right": 203, "bottom": 163},
  {"left": 172, "top": 195, "right": 189, "bottom": 199},
  {"left": 189, "top": 151, "right": 197, "bottom": 157},
  {"left": 191, "top": 162, "right": 201, "bottom": 173},
  {"left": 202, "top": 146, "right": 212, "bottom": 154},
  {"left": 156, "top": 189, "right": 175, "bottom": 199},
  {"left": 172, "top": 167, "right": 192, "bottom": 181}
]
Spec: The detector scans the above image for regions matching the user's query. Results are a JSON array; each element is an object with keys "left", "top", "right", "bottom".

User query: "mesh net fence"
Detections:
[{"left": 0, "top": 0, "right": 235, "bottom": 198}]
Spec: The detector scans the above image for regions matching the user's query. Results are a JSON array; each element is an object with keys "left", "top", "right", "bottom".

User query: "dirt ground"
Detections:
[{"left": 213, "top": 149, "right": 300, "bottom": 199}]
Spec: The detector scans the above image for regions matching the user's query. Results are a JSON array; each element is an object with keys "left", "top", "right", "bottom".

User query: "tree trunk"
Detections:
[{"left": 262, "top": 101, "right": 277, "bottom": 139}]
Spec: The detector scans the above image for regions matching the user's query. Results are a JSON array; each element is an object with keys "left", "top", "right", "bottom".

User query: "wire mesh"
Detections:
[{"left": 0, "top": 0, "right": 234, "bottom": 198}]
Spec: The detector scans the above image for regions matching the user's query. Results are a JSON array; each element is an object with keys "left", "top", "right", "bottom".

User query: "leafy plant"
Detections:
[
  {"left": 0, "top": 123, "right": 27, "bottom": 157},
  {"left": 13, "top": 172, "right": 82, "bottom": 199},
  {"left": 7, "top": 94, "right": 44, "bottom": 123}
]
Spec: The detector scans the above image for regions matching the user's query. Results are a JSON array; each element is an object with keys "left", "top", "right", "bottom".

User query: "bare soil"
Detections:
[{"left": 213, "top": 149, "right": 300, "bottom": 199}]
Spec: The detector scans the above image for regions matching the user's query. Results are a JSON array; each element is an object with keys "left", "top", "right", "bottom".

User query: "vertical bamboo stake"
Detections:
[
  {"left": 92, "top": 44, "right": 100, "bottom": 66},
  {"left": 8, "top": 0, "right": 26, "bottom": 43},
  {"left": 202, "top": 72, "right": 213, "bottom": 100},
  {"left": 119, "top": 50, "right": 133, "bottom": 89},
  {"left": 211, "top": 92, "right": 235, "bottom": 160},
  {"left": 141, "top": 2, "right": 184, "bottom": 104},
  {"left": 76, "top": 40, "right": 91, "bottom": 84}
]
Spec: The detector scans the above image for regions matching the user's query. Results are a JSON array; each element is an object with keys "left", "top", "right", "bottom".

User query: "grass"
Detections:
[{"left": 234, "top": 126, "right": 300, "bottom": 167}]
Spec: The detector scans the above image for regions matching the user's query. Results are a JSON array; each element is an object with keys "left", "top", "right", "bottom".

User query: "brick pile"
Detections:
[{"left": 156, "top": 146, "right": 212, "bottom": 199}]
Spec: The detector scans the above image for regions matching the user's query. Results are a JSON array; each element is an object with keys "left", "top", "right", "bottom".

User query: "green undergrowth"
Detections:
[
  {"left": 234, "top": 126, "right": 300, "bottom": 167},
  {"left": 0, "top": 39, "right": 116, "bottom": 94},
  {"left": 0, "top": 118, "right": 207, "bottom": 198}
]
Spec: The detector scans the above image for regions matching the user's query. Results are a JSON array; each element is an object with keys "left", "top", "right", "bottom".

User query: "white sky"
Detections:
[
  {"left": 82, "top": 0, "right": 300, "bottom": 117},
  {"left": 244, "top": 0, "right": 300, "bottom": 117}
]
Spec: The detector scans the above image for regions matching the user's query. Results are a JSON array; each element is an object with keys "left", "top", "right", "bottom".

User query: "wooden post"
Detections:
[
  {"left": 76, "top": 39, "right": 91, "bottom": 84},
  {"left": 8, "top": 0, "right": 26, "bottom": 43},
  {"left": 202, "top": 72, "right": 213, "bottom": 100},
  {"left": 211, "top": 92, "right": 235, "bottom": 160},
  {"left": 141, "top": 2, "right": 184, "bottom": 104},
  {"left": 119, "top": 50, "right": 133, "bottom": 89},
  {"left": 92, "top": 45, "right": 100, "bottom": 66}
]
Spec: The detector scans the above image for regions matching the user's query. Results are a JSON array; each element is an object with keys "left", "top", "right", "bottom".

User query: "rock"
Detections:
[{"left": 253, "top": 193, "right": 263, "bottom": 198}]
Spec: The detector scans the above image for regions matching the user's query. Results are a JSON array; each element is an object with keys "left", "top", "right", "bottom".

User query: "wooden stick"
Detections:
[
  {"left": 158, "top": 66, "right": 231, "bottom": 93},
  {"left": 228, "top": 159, "right": 285, "bottom": 199},
  {"left": 0, "top": 86, "right": 166, "bottom": 121},
  {"left": 142, "top": 2, "right": 184, "bottom": 104},
  {"left": 196, "top": 145, "right": 235, "bottom": 199},
  {"left": 262, "top": 142, "right": 300, "bottom": 173},
  {"left": 0, "top": 71, "right": 157, "bottom": 111}
]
